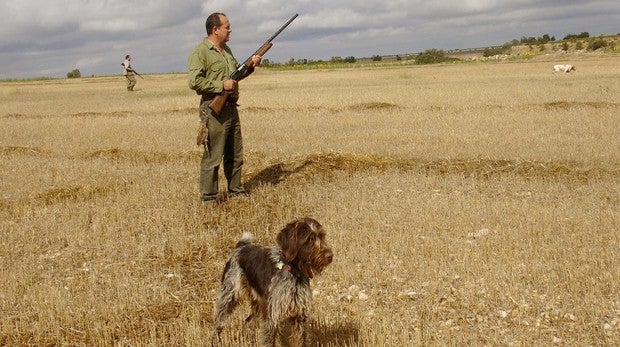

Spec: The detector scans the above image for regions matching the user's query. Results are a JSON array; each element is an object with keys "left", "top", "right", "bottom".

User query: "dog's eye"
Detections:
[{"left": 307, "top": 234, "right": 316, "bottom": 244}]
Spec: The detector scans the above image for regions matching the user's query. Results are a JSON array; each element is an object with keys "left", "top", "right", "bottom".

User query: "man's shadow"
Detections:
[{"left": 245, "top": 159, "right": 314, "bottom": 190}]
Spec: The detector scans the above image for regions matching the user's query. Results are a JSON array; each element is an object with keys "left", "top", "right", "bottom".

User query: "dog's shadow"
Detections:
[{"left": 311, "top": 320, "right": 360, "bottom": 346}]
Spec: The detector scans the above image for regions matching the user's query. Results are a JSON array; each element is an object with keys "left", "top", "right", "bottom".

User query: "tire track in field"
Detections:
[
  {"left": 1, "top": 150, "right": 616, "bottom": 211},
  {"left": 0, "top": 182, "right": 132, "bottom": 215},
  {"left": 244, "top": 152, "right": 619, "bottom": 189},
  {"left": 242, "top": 101, "right": 618, "bottom": 114},
  {"left": 82, "top": 148, "right": 199, "bottom": 164},
  {"left": 0, "top": 146, "right": 201, "bottom": 163},
  {"left": 1, "top": 107, "right": 198, "bottom": 119},
  {"left": 0, "top": 145, "right": 50, "bottom": 155}
]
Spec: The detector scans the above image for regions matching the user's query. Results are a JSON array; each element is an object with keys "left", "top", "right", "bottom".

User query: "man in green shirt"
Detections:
[{"left": 188, "top": 12, "right": 261, "bottom": 203}]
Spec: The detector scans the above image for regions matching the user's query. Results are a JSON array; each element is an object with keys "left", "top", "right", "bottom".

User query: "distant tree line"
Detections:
[
  {"left": 261, "top": 31, "right": 614, "bottom": 68},
  {"left": 514, "top": 34, "right": 556, "bottom": 45},
  {"left": 563, "top": 32, "right": 590, "bottom": 40},
  {"left": 481, "top": 31, "right": 614, "bottom": 57},
  {"left": 261, "top": 55, "right": 358, "bottom": 67}
]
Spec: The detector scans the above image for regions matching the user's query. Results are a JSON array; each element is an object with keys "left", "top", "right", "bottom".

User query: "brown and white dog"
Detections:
[{"left": 211, "top": 217, "right": 333, "bottom": 346}]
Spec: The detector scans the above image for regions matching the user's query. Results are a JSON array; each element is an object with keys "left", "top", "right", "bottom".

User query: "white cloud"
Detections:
[
  {"left": 0, "top": 0, "right": 618, "bottom": 78},
  {"left": 75, "top": 56, "right": 105, "bottom": 70},
  {"left": 81, "top": 19, "right": 140, "bottom": 32}
]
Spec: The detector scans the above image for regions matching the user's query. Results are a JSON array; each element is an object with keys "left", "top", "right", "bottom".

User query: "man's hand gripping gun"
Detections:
[{"left": 208, "top": 14, "right": 298, "bottom": 115}]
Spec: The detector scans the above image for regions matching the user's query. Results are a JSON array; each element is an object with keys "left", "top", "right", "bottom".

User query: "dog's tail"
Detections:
[{"left": 235, "top": 232, "right": 254, "bottom": 248}]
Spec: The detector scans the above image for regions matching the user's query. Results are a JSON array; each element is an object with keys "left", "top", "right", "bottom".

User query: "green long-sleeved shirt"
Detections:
[{"left": 188, "top": 38, "right": 252, "bottom": 98}]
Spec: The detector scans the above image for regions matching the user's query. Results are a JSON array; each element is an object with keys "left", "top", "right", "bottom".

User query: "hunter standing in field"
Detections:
[
  {"left": 122, "top": 54, "right": 137, "bottom": 91},
  {"left": 188, "top": 12, "right": 261, "bottom": 203}
]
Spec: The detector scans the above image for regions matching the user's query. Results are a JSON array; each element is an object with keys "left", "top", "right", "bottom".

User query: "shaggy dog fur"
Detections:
[{"left": 211, "top": 217, "right": 333, "bottom": 346}]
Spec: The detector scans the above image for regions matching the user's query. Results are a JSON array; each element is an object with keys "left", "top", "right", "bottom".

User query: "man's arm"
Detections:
[{"left": 187, "top": 49, "right": 224, "bottom": 95}]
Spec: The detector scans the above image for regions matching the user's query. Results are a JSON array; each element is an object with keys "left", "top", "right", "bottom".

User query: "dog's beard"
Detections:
[{"left": 309, "top": 254, "right": 333, "bottom": 277}]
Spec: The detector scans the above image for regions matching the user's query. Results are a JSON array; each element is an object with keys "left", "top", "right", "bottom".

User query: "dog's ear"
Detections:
[{"left": 277, "top": 218, "right": 312, "bottom": 261}]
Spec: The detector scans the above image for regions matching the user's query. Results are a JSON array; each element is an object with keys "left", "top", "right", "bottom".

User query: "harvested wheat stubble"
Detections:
[{"left": 244, "top": 152, "right": 616, "bottom": 185}]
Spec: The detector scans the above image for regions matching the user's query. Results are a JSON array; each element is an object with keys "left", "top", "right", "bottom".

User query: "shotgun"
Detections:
[
  {"left": 121, "top": 63, "right": 144, "bottom": 79},
  {"left": 209, "top": 14, "right": 298, "bottom": 115}
]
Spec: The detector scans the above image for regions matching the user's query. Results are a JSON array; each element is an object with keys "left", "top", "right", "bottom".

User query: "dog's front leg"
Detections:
[
  {"left": 259, "top": 320, "right": 277, "bottom": 347},
  {"left": 279, "top": 317, "right": 308, "bottom": 347}
]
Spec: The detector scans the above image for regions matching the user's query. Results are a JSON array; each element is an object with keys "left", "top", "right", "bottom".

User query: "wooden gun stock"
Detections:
[{"left": 208, "top": 90, "right": 232, "bottom": 116}]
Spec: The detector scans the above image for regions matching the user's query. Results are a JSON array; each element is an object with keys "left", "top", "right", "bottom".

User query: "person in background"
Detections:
[{"left": 122, "top": 54, "right": 137, "bottom": 91}]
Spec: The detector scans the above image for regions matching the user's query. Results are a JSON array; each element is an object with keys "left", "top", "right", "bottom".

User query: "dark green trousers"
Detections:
[
  {"left": 125, "top": 74, "right": 136, "bottom": 91},
  {"left": 199, "top": 101, "right": 245, "bottom": 199}
]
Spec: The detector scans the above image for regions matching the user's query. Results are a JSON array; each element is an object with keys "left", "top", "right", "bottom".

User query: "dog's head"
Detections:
[{"left": 277, "top": 217, "right": 333, "bottom": 278}]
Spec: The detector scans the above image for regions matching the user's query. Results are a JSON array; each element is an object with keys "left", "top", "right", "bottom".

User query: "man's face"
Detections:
[{"left": 214, "top": 15, "right": 231, "bottom": 43}]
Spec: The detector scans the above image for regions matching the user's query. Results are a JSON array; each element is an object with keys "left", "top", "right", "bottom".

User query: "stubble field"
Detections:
[{"left": 1, "top": 56, "right": 619, "bottom": 346}]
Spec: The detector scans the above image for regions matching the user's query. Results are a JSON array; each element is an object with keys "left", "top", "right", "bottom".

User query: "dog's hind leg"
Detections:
[
  {"left": 244, "top": 298, "right": 261, "bottom": 326},
  {"left": 211, "top": 262, "right": 243, "bottom": 345}
]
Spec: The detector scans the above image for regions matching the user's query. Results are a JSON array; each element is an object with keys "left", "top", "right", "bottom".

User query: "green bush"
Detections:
[
  {"left": 67, "top": 69, "right": 81, "bottom": 78},
  {"left": 588, "top": 39, "right": 608, "bottom": 51},
  {"left": 483, "top": 47, "right": 506, "bottom": 57},
  {"left": 415, "top": 49, "right": 457, "bottom": 65}
]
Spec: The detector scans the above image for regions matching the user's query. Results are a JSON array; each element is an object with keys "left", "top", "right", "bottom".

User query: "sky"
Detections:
[{"left": 1, "top": 0, "right": 618, "bottom": 79}]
